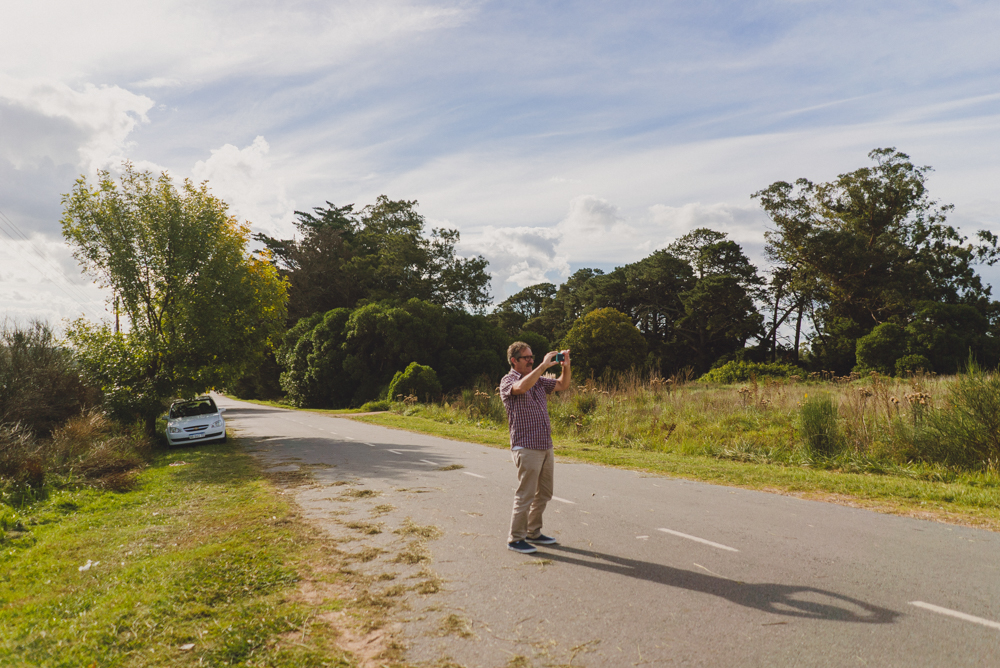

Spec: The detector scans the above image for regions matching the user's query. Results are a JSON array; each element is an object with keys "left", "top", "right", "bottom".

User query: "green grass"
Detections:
[
  {"left": 220, "top": 395, "right": 364, "bottom": 415},
  {"left": 0, "top": 438, "right": 358, "bottom": 667},
  {"left": 354, "top": 409, "right": 1000, "bottom": 532}
]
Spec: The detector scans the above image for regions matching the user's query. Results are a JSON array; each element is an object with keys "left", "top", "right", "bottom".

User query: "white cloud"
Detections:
[
  {"left": 0, "top": 1, "right": 472, "bottom": 83},
  {"left": 0, "top": 234, "right": 110, "bottom": 327},
  {"left": 0, "top": 75, "right": 154, "bottom": 172},
  {"left": 468, "top": 226, "right": 569, "bottom": 300},
  {"left": 648, "top": 202, "right": 770, "bottom": 246},
  {"left": 191, "top": 136, "right": 296, "bottom": 238}
]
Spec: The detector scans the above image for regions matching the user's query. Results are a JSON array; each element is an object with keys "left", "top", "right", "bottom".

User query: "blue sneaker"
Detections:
[
  {"left": 526, "top": 534, "right": 557, "bottom": 545},
  {"left": 507, "top": 540, "right": 537, "bottom": 554}
]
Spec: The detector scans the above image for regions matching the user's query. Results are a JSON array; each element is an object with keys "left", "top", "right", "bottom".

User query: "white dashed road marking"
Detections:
[
  {"left": 657, "top": 528, "right": 739, "bottom": 552},
  {"left": 551, "top": 496, "right": 576, "bottom": 504},
  {"left": 910, "top": 601, "right": 1000, "bottom": 631},
  {"left": 463, "top": 472, "right": 486, "bottom": 478},
  {"left": 387, "top": 449, "right": 404, "bottom": 455},
  {"left": 420, "top": 459, "right": 438, "bottom": 466}
]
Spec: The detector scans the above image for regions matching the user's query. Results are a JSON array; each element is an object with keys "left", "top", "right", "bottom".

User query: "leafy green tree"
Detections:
[
  {"left": 280, "top": 299, "right": 508, "bottom": 407},
  {"left": 755, "top": 148, "right": 999, "bottom": 372},
  {"left": 489, "top": 283, "right": 556, "bottom": 335},
  {"left": 561, "top": 307, "right": 647, "bottom": 380},
  {"left": 530, "top": 269, "right": 605, "bottom": 343},
  {"left": 904, "top": 302, "right": 997, "bottom": 374},
  {"left": 256, "top": 197, "right": 491, "bottom": 321},
  {"left": 62, "top": 164, "right": 288, "bottom": 431},
  {"left": 675, "top": 275, "right": 763, "bottom": 373}
]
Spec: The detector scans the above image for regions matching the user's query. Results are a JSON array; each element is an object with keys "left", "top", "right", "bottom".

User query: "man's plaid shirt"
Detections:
[{"left": 499, "top": 369, "right": 557, "bottom": 450}]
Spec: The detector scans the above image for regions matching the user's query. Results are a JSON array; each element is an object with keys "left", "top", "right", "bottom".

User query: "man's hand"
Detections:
[
  {"left": 554, "top": 349, "right": 572, "bottom": 391},
  {"left": 541, "top": 351, "right": 561, "bottom": 369}
]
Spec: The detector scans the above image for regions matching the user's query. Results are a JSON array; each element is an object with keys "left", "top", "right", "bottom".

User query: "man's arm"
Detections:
[
  {"left": 511, "top": 351, "right": 561, "bottom": 395},
  {"left": 554, "top": 349, "right": 572, "bottom": 392}
]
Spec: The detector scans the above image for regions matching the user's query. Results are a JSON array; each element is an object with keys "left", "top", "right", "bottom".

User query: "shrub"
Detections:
[
  {"left": 387, "top": 363, "right": 442, "bottom": 403},
  {"left": 700, "top": 360, "right": 803, "bottom": 384},
  {"left": 360, "top": 400, "right": 391, "bottom": 412},
  {"left": 1, "top": 411, "right": 150, "bottom": 495},
  {"left": 800, "top": 395, "right": 842, "bottom": 455},
  {"left": 923, "top": 362, "right": 1000, "bottom": 467},
  {"left": 0, "top": 321, "right": 96, "bottom": 436},
  {"left": 895, "top": 354, "right": 932, "bottom": 377},
  {"left": 854, "top": 322, "right": 906, "bottom": 375},
  {"left": 0, "top": 422, "right": 44, "bottom": 487},
  {"left": 569, "top": 392, "right": 600, "bottom": 416}
]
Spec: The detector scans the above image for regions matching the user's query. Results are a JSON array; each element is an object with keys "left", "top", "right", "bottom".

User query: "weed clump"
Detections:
[{"left": 800, "top": 395, "right": 842, "bottom": 456}]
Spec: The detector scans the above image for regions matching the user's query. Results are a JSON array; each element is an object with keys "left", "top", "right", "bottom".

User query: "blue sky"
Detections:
[{"left": 2, "top": 0, "right": 1000, "bottom": 325}]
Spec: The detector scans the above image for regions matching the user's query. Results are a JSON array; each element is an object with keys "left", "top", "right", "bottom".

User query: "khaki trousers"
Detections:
[{"left": 507, "top": 447, "right": 554, "bottom": 543}]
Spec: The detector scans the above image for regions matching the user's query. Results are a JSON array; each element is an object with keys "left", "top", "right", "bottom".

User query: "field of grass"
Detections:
[
  {"left": 1, "top": 438, "right": 368, "bottom": 667},
  {"left": 355, "top": 372, "right": 1000, "bottom": 532}
]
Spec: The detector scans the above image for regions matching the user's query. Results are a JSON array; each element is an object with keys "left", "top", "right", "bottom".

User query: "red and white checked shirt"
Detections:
[{"left": 499, "top": 369, "right": 557, "bottom": 450}]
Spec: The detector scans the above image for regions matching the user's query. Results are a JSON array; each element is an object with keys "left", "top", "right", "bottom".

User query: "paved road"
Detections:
[{"left": 217, "top": 396, "right": 1000, "bottom": 667}]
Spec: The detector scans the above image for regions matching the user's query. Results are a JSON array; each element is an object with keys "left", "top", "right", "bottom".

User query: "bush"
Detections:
[
  {"left": 0, "top": 321, "right": 96, "bottom": 436},
  {"left": 895, "top": 354, "right": 932, "bottom": 377},
  {"left": 0, "top": 422, "right": 44, "bottom": 488},
  {"left": 699, "top": 360, "right": 803, "bottom": 384},
  {"left": 1, "top": 411, "right": 150, "bottom": 496},
  {"left": 800, "top": 395, "right": 842, "bottom": 455},
  {"left": 359, "top": 400, "right": 391, "bottom": 412},
  {"left": 854, "top": 322, "right": 906, "bottom": 376},
  {"left": 922, "top": 362, "right": 1000, "bottom": 467},
  {"left": 387, "top": 363, "right": 442, "bottom": 403}
]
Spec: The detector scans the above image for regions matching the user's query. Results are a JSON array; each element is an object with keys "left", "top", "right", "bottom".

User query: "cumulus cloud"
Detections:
[
  {"left": 468, "top": 226, "right": 569, "bottom": 300},
  {"left": 648, "top": 202, "right": 771, "bottom": 245},
  {"left": 0, "top": 74, "right": 153, "bottom": 172},
  {"left": 191, "top": 136, "right": 296, "bottom": 238}
]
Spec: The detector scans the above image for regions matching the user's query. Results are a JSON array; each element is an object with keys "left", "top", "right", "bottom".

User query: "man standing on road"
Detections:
[{"left": 499, "top": 341, "right": 572, "bottom": 554}]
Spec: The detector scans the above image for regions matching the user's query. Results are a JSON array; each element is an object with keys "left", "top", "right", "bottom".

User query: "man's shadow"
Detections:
[{"left": 541, "top": 545, "right": 898, "bottom": 624}]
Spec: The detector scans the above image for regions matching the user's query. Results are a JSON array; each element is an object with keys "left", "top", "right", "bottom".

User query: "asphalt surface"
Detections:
[{"left": 216, "top": 395, "right": 1000, "bottom": 667}]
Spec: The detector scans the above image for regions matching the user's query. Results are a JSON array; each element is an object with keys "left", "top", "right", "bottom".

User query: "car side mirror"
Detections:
[{"left": 218, "top": 408, "right": 226, "bottom": 413}]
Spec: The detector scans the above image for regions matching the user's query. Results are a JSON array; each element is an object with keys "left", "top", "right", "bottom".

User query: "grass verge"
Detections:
[
  {"left": 0, "top": 437, "right": 365, "bottom": 667},
  {"left": 220, "top": 395, "right": 364, "bottom": 415},
  {"left": 353, "top": 412, "right": 1000, "bottom": 532}
]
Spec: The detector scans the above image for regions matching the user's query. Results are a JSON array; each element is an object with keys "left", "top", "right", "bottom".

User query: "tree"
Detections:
[
  {"left": 561, "top": 308, "right": 647, "bottom": 380},
  {"left": 279, "top": 299, "right": 509, "bottom": 408},
  {"left": 62, "top": 164, "right": 288, "bottom": 431},
  {"left": 255, "top": 197, "right": 492, "bottom": 321},
  {"left": 675, "top": 275, "right": 763, "bottom": 373},
  {"left": 755, "top": 148, "right": 1000, "bottom": 372},
  {"left": 489, "top": 283, "right": 556, "bottom": 335}
]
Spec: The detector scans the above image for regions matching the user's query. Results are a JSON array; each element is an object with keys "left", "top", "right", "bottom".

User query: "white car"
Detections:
[{"left": 165, "top": 396, "right": 227, "bottom": 446}]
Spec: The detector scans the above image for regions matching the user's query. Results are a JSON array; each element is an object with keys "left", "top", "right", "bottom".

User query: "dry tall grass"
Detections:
[
  {"left": 401, "top": 368, "right": 1000, "bottom": 479},
  {"left": 1, "top": 410, "right": 151, "bottom": 502}
]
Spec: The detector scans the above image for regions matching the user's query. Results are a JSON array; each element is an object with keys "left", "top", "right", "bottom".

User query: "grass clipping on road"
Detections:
[{"left": 0, "top": 439, "right": 370, "bottom": 667}]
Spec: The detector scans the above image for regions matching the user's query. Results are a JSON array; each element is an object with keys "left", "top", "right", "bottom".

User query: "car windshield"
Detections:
[{"left": 169, "top": 399, "right": 217, "bottom": 419}]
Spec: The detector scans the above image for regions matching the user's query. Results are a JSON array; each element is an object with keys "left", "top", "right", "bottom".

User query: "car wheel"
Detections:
[{"left": 218, "top": 433, "right": 227, "bottom": 444}]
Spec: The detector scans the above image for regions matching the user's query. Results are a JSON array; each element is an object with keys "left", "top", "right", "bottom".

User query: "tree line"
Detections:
[{"left": 49, "top": 148, "right": 1000, "bottom": 422}]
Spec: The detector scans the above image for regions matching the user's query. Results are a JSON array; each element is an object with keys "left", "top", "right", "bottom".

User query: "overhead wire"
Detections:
[{"left": 0, "top": 206, "right": 107, "bottom": 322}]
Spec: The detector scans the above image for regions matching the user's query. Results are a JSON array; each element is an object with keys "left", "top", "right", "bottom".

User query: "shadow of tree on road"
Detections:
[{"left": 541, "top": 545, "right": 899, "bottom": 624}]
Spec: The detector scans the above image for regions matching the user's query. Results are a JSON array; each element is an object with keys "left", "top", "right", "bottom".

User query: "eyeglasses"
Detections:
[{"left": 516, "top": 355, "right": 534, "bottom": 361}]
